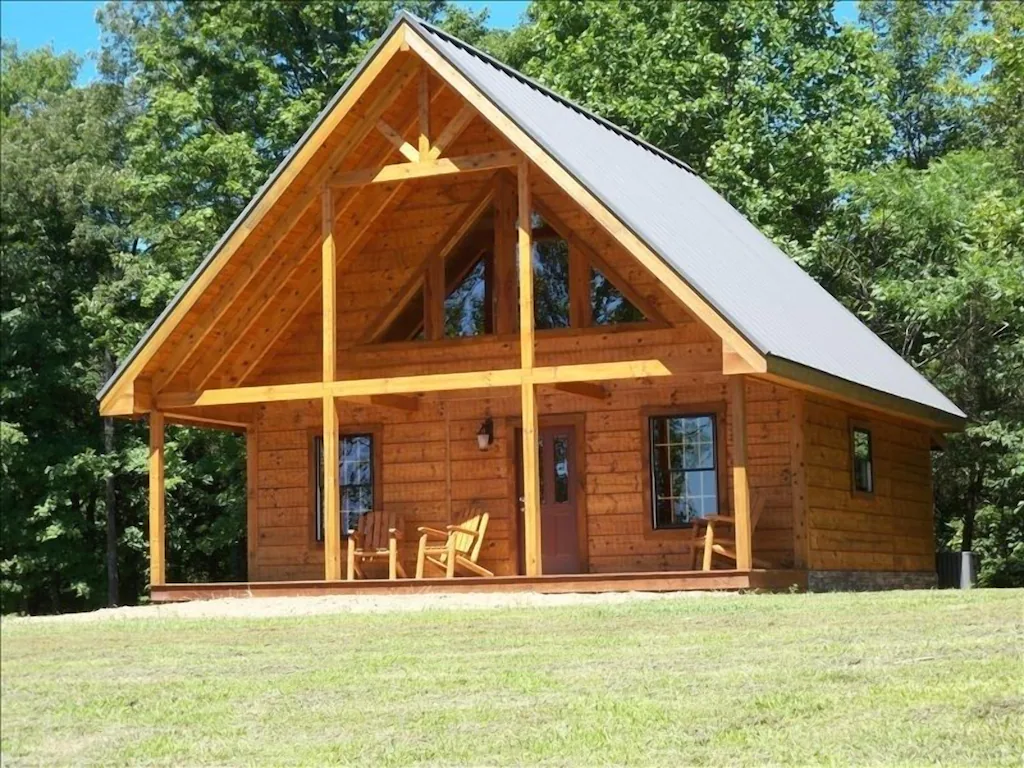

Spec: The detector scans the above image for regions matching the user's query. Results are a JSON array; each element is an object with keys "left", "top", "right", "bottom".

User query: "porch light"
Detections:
[{"left": 477, "top": 418, "right": 494, "bottom": 451}]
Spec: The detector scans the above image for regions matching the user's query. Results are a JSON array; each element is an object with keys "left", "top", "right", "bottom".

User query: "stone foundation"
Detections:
[{"left": 807, "top": 570, "right": 937, "bottom": 592}]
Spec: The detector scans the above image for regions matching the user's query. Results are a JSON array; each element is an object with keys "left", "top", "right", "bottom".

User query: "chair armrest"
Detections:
[
  {"left": 446, "top": 524, "right": 480, "bottom": 537},
  {"left": 417, "top": 526, "right": 449, "bottom": 539},
  {"left": 701, "top": 515, "right": 736, "bottom": 525},
  {"left": 388, "top": 527, "right": 404, "bottom": 540},
  {"left": 348, "top": 531, "right": 363, "bottom": 546}
]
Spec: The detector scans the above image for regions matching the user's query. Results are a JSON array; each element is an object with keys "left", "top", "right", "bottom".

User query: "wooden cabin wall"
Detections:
[
  {"left": 247, "top": 325, "right": 799, "bottom": 581},
  {"left": 803, "top": 396, "right": 935, "bottom": 573}
]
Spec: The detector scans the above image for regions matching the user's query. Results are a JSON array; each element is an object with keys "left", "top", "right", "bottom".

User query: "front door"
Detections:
[{"left": 516, "top": 424, "right": 581, "bottom": 574}]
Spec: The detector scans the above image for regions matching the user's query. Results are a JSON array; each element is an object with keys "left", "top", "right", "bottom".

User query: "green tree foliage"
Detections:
[{"left": 1, "top": 0, "right": 1021, "bottom": 611}]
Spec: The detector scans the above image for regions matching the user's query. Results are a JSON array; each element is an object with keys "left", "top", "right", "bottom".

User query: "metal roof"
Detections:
[{"left": 406, "top": 14, "right": 964, "bottom": 421}]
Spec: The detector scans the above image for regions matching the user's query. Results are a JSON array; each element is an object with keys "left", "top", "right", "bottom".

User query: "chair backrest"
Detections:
[
  {"left": 452, "top": 511, "right": 489, "bottom": 562},
  {"left": 353, "top": 509, "right": 397, "bottom": 550}
]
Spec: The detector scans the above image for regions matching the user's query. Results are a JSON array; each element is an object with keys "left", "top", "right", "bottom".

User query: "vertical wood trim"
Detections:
[
  {"left": 424, "top": 256, "right": 445, "bottom": 340},
  {"left": 729, "top": 376, "right": 752, "bottom": 570},
  {"left": 246, "top": 425, "right": 258, "bottom": 579},
  {"left": 418, "top": 65, "right": 431, "bottom": 161},
  {"left": 321, "top": 183, "right": 341, "bottom": 580},
  {"left": 444, "top": 404, "right": 453, "bottom": 524},
  {"left": 569, "top": 243, "right": 590, "bottom": 329},
  {"left": 790, "top": 389, "right": 810, "bottom": 569},
  {"left": 148, "top": 411, "right": 166, "bottom": 587},
  {"left": 518, "top": 159, "right": 542, "bottom": 576},
  {"left": 322, "top": 395, "right": 342, "bottom": 580},
  {"left": 321, "top": 185, "right": 336, "bottom": 384},
  {"left": 493, "top": 174, "right": 517, "bottom": 335}
]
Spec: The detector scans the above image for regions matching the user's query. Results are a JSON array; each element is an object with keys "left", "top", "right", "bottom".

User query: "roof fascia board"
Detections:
[
  {"left": 97, "top": 17, "right": 410, "bottom": 412},
  {"left": 400, "top": 21, "right": 768, "bottom": 375},
  {"left": 763, "top": 355, "right": 967, "bottom": 431}
]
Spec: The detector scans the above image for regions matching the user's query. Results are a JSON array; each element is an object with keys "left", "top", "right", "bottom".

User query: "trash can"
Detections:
[{"left": 936, "top": 551, "right": 980, "bottom": 589}]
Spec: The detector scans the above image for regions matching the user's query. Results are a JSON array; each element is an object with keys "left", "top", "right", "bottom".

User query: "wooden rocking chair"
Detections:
[
  {"left": 690, "top": 493, "right": 772, "bottom": 571},
  {"left": 346, "top": 510, "right": 406, "bottom": 580},
  {"left": 415, "top": 511, "right": 494, "bottom": 579}
]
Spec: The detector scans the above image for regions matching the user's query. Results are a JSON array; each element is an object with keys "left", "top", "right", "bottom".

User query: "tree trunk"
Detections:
[{"left": 103, "top": 350, "right": 119, "bottom": 607}]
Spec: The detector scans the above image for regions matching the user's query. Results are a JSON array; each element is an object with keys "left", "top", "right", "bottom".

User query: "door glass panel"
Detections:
[{"left": 553, "top": 435, "right": 569, "bottom": 503}]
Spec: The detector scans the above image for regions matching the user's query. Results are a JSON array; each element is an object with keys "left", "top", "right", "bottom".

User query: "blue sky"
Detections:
[{"left": 1, "top": 0, "right": 859, "bottom": 84}]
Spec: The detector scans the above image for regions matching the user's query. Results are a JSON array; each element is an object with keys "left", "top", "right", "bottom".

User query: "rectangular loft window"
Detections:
[
  {"left": 314, "top": 433, "right": 375, "bottom": 541},
  {"left": 649, "top": 414, "right": 719, "bottom": 528},
  {"left": 852, "top": 426, "right": 874, "bottom": 494}
]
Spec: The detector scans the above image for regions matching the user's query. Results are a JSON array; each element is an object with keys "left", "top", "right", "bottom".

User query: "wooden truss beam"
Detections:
[
  {"left": 330, "top": 150, "right": 518, "bottom": 189},
  {"left": 156, "top": 359, "right": 672, "bottom": 409}
]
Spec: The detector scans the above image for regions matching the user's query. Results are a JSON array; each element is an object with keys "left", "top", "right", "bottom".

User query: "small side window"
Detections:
[{"left": 852, "top": 427, "right": 873, "bottom": 494}]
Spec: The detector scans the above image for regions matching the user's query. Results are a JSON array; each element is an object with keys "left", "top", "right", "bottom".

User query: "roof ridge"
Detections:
[{"left": 400, "top": 11, "right": 697, "bottom": 175}]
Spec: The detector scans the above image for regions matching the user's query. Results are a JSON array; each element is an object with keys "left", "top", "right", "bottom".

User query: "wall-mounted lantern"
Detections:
[{"left": 477, "top": 418, "right": 494, "bottom": 451}]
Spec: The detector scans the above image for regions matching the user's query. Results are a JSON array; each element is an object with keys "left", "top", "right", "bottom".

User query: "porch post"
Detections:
[
  {"left": 518, "top": 158, "right": 542, "bottom": 576},
  {"left": 322, "top": 184, "right": 343, "bottom": 580},
  {"left": 729, "top": 375, "right": 752, "bottom": 570},
  {"left": 148, "top": 410, "right": 166, "bottom": 587}
]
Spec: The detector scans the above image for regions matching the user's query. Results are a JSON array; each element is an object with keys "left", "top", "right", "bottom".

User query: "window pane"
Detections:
[
  {"left": 445, "top": 257, "right": 489, "bottom": 338},
  {"left": 852, "top": 428, "right": 873, "bottom": 493},
  {"left": 532, "top": 239, "right": 570, "bottom": 330},
  {"left": 649, "top": 414, "right": 718, "bottom": 528},
  {"left": 591, "top": 267, "right": 645, "bottom": 325},
  {"left": 553, "top": 435, "right": 569, "bottom": 503}
]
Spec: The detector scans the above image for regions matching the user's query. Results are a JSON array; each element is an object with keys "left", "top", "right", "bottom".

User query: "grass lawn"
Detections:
[{"left": 1, "top": 590, "right": 1021, "bottom": 766}]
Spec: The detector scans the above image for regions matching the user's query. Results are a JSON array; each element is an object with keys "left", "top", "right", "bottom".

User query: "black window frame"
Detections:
[
  {"left": 851, "top": 425, "right": 874, "bottom": 495},
  {"left": 313, "top": 432, "right": 376, "bottom": 542},
  {"left": 647, "top": 412, "right": 721, "bottom": 530}
]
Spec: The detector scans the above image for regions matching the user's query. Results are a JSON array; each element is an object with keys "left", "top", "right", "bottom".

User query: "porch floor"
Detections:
[{"left": 150, "top": 569, "right": 807, "bottom": 602}]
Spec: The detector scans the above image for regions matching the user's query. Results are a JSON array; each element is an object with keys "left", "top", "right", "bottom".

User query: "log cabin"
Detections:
[{"left": 98, "top": 13, "right": 966, "bottom": 601}]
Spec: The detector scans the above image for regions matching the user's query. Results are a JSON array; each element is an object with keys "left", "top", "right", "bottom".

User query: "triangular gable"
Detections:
[{"left": 100, "top": 12, "right": 964, "bottom": 430}]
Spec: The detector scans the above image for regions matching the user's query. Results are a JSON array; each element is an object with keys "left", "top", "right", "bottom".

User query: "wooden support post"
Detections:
[
  {"left": 321, "top": 184, "right": 342, "bottom": 581},
  {"left": 729, "top": 375, "right": 752, "bottom": 570},
  {"left": 494, "top": 174, "right": 517, "bottom": 335},
  {"left": 148, "top": 411, "right": 166, "bottom": 587},
  {"left": 518, "top": 159, "right": 542, "bottom": 577},
  {"left": 246, "top": 426, "right": 258, "bottom": 578}
]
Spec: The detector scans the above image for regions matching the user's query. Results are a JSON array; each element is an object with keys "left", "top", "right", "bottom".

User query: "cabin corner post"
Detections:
[
  {"left": 729, "top": 375, "right": 753, "bottom": 570},
  {"left": 321, "top": 184, "right": 343, "bottom": 580},
  {"left": 148, "top": 410, "right": 166, "bottom": 587},
  {"left": 517, "top": 158, "right": 542, "bottom": 576}
]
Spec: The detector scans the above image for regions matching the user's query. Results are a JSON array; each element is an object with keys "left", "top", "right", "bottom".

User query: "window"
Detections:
[
  {"left": 531, "top": 237, "right": 571, "bottom": 330},
  {"left": 591, "top": 266, "right": 646, "bottom": 325},
  {"left": 445, "top": 254, "right": 493, "bottom": 338},
  {"left": 852, "top": 426, "right": 873, "bottom": 494},
  {"left": 648, "top": 414, "right": 719, "bottom": 528},
  {"left": 314, "top": 433, "right": 376, "bottom": 541}
]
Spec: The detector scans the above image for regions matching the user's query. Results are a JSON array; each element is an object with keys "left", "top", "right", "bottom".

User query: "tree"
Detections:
[{"left": 500, "top": 0, "right": 892, "bottom": 246}]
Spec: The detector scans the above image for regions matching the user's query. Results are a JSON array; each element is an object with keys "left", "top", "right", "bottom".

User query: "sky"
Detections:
[{"left": 1, "top": 0, "right": 859, "bottom": 84}]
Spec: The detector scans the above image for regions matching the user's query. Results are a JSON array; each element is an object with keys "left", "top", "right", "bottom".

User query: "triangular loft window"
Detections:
[
  {"left": 445, "top": 256, "right": 492, "bottom": 337},
  {"left": 591, "top": 266, "right": 647, "bottom": 325},
  {"left": 532, "top": 237, "right": 570, "bottom": 330}
]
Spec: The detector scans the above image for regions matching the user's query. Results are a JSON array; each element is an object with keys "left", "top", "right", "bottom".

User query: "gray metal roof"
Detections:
[{"left": 408, "top": 15, "right": 964, "bottom": 421}]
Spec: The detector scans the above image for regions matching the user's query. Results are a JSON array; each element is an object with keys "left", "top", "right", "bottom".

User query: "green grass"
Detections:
[{"left": 2, "top": 590, "right": 1022, "bottom": 766}]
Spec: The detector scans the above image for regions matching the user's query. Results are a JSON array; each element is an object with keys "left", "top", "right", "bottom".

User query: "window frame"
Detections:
[
  {"left": 850, "top": 419, "right": 875, "bottom": 497},
  {"left": 640, "top": 403, "right": 728, "bottom": 535},
  {"left": 309, "top": 424, "right": 383, "bottom": 546}
]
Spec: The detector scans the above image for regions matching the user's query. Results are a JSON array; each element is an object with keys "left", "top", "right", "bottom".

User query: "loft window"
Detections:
[
  {"left": 516, "top": 213, "right": 570, "bottom": 330},
  {"left": 591, "top": 266, "right": 646, "bottom": 325},
  {"left": 314, "top": 433, "right": 375, "bottom": 540},
  {"left": 852, "top": 427, "right": 874, "bottom": 494},
  {"left": 445, "top": 248, "right": 493, "bottom": 338},
  {"left": 649, "top": 414, "right": 719, "bottom": 528}
]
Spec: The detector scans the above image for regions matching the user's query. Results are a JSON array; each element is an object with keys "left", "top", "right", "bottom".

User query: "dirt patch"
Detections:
[{"left": 6, "top": 589, "right": 733, "bottom": 623}]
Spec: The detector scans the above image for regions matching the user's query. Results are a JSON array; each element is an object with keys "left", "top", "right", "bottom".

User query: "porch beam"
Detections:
[
  {"left": 518, "top": 158, "right": 543, "bottom": 577},
  {"left": 729, "top": 375, "right": 753, "bottom": 570},
  {"left": 322, "top": 185, "right": 343, "bottom": 581},
  {"left": 148, "top": 411, "right": 166, "bottom": 587},
  {"left": 552, "top": 381, "right": 608, "bottom": 400},
  {"left": 156, "top": 359, "right": 673, "bottom": 408},
  {"left": 330, "top": 150, "right": 519, "bottom": 188}
]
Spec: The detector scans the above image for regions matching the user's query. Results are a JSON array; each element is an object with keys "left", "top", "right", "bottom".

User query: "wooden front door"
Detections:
[{"left": 516, "top": 424, "right": 581, "bottom": 575}]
